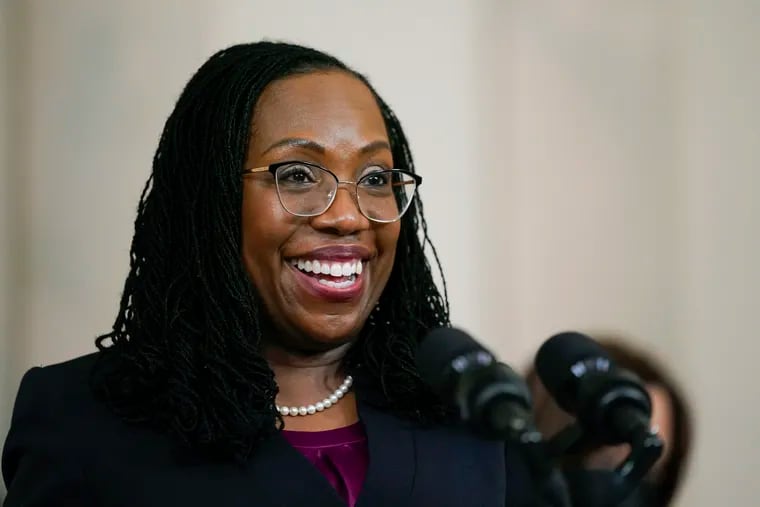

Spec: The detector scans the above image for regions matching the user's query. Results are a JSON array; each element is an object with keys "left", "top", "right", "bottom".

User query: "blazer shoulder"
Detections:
[
  {"left": 6, "top": 352, "right": 101, "bottom": 438},
  {"left": 2, "top": 353, "right": 100, "bottom": 505},
  {"left": 10, "top": 352, "right": 99, "bottom": 417},
  {"left": 32, "top": 351, "right": 99, "bottom": 384}
]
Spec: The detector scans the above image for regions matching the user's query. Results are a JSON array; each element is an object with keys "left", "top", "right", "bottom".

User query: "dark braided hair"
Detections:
[{"left": 91, "top": 41, "right": 451, "bottom": 462}]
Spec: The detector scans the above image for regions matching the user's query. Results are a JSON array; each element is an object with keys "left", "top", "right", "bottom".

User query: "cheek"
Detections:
[
  {"left": 378, "top": 222, "right": 401, "bottom": 255},
  {"left": 376, "top": 223, "right": 400, "bottom": 277},
  {"left": 241, "top": 188, "right": 291, "bottom": 273}
]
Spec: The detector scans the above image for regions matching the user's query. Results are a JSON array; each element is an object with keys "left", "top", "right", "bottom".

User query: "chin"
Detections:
[
  {"left": 300, "top": 314, "right": 365, "bottom": 346},
  {"left": 306, "top": 325, "right": 362, "bottom": 346}
]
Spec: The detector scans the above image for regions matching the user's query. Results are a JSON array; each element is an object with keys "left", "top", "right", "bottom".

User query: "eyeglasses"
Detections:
[{"left": 241, "top": 161, "right": 422, "bottom": 223}]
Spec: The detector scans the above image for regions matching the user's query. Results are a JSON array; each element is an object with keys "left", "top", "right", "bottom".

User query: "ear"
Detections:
[{"left": 647, "top": 383, "right": 675, "bottom": 463}]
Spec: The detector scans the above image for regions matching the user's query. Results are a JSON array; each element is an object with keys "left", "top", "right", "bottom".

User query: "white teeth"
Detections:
[
  {"left": 318, "top": 276, "right": 357, "bottom": 289},
  {"left": 290, "top": 257, "right": 365, "bottom": 277}
]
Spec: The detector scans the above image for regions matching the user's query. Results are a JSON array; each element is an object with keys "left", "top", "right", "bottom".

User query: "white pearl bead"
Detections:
[{"left": 275, "top": 375, "right": 352, "bottom": 416}]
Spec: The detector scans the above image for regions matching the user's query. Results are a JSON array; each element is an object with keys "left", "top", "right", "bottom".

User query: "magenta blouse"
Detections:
[{"left": 281, "top": 422, "right": 369, "bottom": 506}]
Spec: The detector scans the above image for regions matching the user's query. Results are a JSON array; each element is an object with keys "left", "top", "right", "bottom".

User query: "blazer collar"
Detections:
[{"left": 245, "top": 383, "right": 418, "bottom": 507}]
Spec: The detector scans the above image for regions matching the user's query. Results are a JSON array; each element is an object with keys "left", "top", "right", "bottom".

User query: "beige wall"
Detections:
[
  {"left": 2, "top": 1, "right": 759, "bottom": 504},
  {"left": 0, "top": 0, "right": 14, "bottom": 466},
  {"left": 673, "top": 1, "right": 760, "bottom": 502},
  {"left": 475, "top": 3, "right": 760, "bottom": 505},
  {"left": 474, "top": 2, "right": 681, "bottom": 361}
]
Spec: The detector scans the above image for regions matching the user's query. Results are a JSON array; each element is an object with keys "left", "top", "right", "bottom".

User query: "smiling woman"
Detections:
[
  {"left": 1, "top": 42, "right": 517, "bottom": 507},
  {"left": 241, "top": 72, "right": 406, "bottom": 356}
]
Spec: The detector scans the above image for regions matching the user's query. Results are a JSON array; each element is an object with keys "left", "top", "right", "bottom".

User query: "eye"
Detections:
[
  {"left": 359, "top": 169, "right": 391, "bottom": 188},
  {"left": 277, "top": 163, "right": 320, "bottom": 186}
]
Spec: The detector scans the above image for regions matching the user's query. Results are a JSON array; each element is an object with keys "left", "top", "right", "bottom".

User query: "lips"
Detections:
[{"left": 285, "top": 245, "right": 372, "bottom": 302}]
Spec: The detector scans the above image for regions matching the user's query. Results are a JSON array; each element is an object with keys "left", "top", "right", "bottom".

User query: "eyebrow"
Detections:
[{"left": 261, "top": 138, "right": 392, "bottom": 157}]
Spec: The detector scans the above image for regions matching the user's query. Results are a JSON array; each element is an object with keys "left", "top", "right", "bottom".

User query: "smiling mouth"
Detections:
[{"left": 288, "top": 257, "right": 364, "bottom": 289}]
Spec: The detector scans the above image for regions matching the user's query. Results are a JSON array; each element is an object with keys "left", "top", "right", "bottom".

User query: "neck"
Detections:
[{"left": 264, "top": 342, "right": 352, "bottom": 407}]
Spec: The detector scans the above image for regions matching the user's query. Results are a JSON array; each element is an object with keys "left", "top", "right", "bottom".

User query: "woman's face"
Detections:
[{"left": 242, "top": 70, "right": 400, "bottom": 353}]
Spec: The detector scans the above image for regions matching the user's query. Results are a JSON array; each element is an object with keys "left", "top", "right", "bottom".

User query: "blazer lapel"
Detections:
[
  {"left": 355, "top": 401, "right": 417, "bottom": 507},
  {"left": 243, "top": 371, "right": 419, "bottom": 507},
  {"left": 246, "top": 433, "right": 346, "bottom": 507}
]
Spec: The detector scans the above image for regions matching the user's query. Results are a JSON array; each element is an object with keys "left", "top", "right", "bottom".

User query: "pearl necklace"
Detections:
[{"left": 276, "top": 375, "right": 354, "bottom": 417}]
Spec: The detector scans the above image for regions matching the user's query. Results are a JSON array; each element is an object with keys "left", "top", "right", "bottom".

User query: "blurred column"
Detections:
[
  {"left": 0, "top": 0, "right": 24, "bottom": 481},
  {"left": 475, "top": 1, "right": 680, "bottom": 365},
  {"left": 673, "top": 0, "right": 760, "bottom": 504}
]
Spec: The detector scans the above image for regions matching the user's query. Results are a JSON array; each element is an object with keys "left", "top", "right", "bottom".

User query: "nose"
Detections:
[{"left": 310, "top": 183, "right": 370, "bottom": 236}]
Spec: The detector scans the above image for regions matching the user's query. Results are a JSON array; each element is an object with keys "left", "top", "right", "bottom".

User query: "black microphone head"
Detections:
[
  {"left": 417, "top": 326, "right": 532, "bottom": 440},
  {"left": 535, "top": 331, "right": 653, "bottom": 444},
  {"left": 535, "top": 331, "right": 611, "bottom": 413},
  {"left": 416, "top": 327, "right": 495, "bottom": 395}
]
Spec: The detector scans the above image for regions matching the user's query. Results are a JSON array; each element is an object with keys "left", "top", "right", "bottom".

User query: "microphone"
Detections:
[
  {"left": 535, "top": 331, "right": 653, "bottom": 445},
  {"left": 417, "top": 327, "right": 574, "bottom": 507},
  {"left": 416, "top": 327, "right": 532, "bottom": 440},
  {"left": 535, "top": 332, "right": 664, "bottom": 506}
]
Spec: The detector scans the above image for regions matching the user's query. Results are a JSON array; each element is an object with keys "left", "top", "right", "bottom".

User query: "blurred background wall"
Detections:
[{"left": 1, "top": 1, "right": 758, "bottom": 504}]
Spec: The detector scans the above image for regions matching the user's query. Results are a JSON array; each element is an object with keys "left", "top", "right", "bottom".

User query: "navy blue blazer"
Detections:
[{"left": 2, "top": 353, "right": 533, "bottom": 506}]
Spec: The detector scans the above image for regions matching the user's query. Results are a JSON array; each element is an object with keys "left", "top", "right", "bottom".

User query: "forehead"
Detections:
[{"left": 250, "top": 71, "right": 389, "bottom": 154}]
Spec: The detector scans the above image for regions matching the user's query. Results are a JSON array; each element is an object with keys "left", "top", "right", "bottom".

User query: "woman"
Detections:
[
  {"left": 2, "top": 42, "right": 516, "bottom": 506},
  {"left": 527, "top": 337, "right": 693, "bottom": 506}
]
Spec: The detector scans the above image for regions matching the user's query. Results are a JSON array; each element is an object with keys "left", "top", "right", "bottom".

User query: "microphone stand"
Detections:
[
  {"left": 544, "top": 419, "right": 664, "bottom": 506},
  {"left": 471, "top": 376, "right": 573, "bottom": 507},
  {"left": 512, "top": 425, "right": 573, "bottom": 507},
  {"left": 493, "top": 405, "right": 573, "bottom": 507}
]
